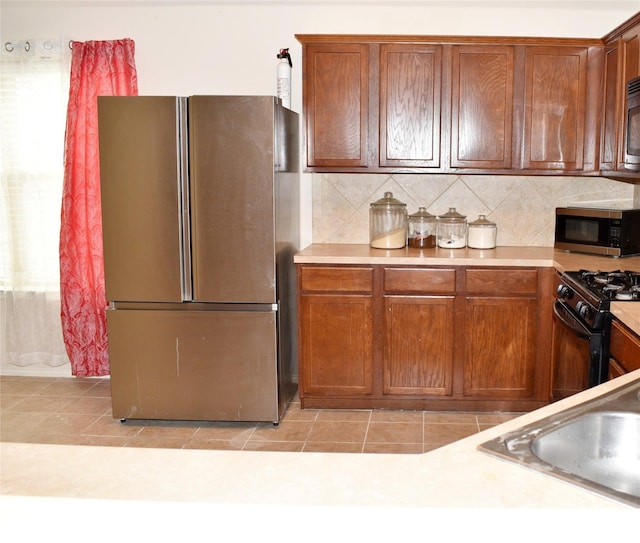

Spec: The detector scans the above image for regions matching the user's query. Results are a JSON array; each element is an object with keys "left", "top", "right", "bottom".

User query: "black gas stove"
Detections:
[
  {"left": 555, "top": 270, "right": 637, "bottom": 388},
  {"left": 555, "top": 268, "right": 640, "bottom": 387},
  {"left": 556, "top": 269, "right": 640, "bottom": 332},
  {"left": 565, "top": 269, "right": 640, "bottom": 303}
]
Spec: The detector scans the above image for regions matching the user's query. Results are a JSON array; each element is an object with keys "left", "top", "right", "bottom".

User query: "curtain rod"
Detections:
[{"left": 3, "top": 39, "right": 71, "bottom": 54}]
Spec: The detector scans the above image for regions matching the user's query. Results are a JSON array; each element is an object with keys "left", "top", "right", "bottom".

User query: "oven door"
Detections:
[{"left": 551, "top": 300, "right": 607, "bottom": 400}]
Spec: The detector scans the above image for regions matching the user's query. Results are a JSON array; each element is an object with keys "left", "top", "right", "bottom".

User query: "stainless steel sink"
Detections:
[{"left": 478, "top": 377, "right": 640, "bottom": 507}]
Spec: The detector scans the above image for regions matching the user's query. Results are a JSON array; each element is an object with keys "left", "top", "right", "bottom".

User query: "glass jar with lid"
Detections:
[
  {"left": 369, "top": 191, "right": 407, "bottom": 249},
  {"left": 407, "top": 207, "right": 437, "bottom": 248},
  {"left": 467, "top": 214, "right": 497, "bottom": 249},
  {"left": 437, "top": 207, "right": 467, "bottom": 248}
]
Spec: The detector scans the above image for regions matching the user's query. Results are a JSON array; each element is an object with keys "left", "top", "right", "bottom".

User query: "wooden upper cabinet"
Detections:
[
  {"left": 303, "top": 42, "right": 370, "bottom": 168},
  {"left": 600, "top": 13, "right": 640, "bottom": 176},
  {"left": 600, "top": 41, "right": 622, "bottom": 171},
  {"left": 298, "top": 34, "right": 604, "bottom": 175},
  {"left": 622, "top": 24, "right": 640, "bottom": 82},
  {"left": 450, "top": 45, "right": 514, "bottom": 169},
  {"left": 379, "top": 44, "right": 442, "bottom": 168},
  {"left": 596, "top": 11, "right": 640, "bottom": 178},
  {"left": 616, "top": 26, "right": 640, "bottom": 170},
  {"left": 522, "top": 46, "right": 588, "bottom": 171}
]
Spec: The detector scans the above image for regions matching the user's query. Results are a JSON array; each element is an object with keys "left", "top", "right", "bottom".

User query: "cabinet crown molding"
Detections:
[
  {"left": 295, "top": 34, "right": 603, "bottom": 46},
  {"left": 603, "top": 11, "right": 640, "bottom": 43}
]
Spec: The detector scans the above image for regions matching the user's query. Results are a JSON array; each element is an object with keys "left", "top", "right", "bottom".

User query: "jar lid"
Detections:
[
  {"left": 437, "top": 207, "right": 466, "bottom": 221},
  {"left": 468, "top": 214, "right": 496, "bottom": 227},
  {"left": 408, "top": 206, "right": 436, "bottom": 220},
  {"left": 370, "top": 191, "right": 407, "bottom": 209}
]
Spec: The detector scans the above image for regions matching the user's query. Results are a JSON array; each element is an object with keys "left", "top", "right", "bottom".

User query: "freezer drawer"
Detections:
[{"left": 107, "top": 308, "right": 279, "bottom": 422}]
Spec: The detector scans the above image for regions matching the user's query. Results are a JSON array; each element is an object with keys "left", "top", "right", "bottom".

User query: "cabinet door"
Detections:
[
  {"left": 304, "top": 43, "right": 370, "bottom": 168},
  {"left": 379, "top": 44, "right": 441, "bottom": 168},
  {"left": 617, "top": 25, "right": 640, "bottom": 168},
  {"left": 450, "top": 45, "right": 514, "bottom": 169},
  {"left": 464, "top": 297, "right": 536, "bottom": 398},
  {"left": 522, "top": 46, "right": 588, "bottom": 171},
  {"left": 622, "top": 25, "right": 640, "bottom": 80},
  {"left": 384, "top": 296, "right": 454, "bottom": 396},
  {"left": 608, "top": 358, "right": 626, "bottom": 380},
  {"left": 609, "top": 319, "right": 640, "bottom": 374},
  {"left": 299, "top": 294, "right": 373, "bottom": 396},
  {"left": 600, "top": 41, "right": 622, "bottom": 171}
]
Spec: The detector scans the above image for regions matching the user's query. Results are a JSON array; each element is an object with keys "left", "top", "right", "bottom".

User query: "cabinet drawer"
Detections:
[
  {"left": 610, "top": 320, "right": 640, "bottom": 373},
  {"left": 299, "top": 266, "right": 373, "bottom": 292},
  {"left": 383, "top": 268, "right": 456, "bottom": 293},
  {"left": 465, "top": 269, "right": 538, "bottom": 295}
]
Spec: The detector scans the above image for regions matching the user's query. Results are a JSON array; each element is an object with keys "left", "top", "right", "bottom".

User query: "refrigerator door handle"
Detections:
[{"left": 177, "top": 97, "right": 193, "bottom": 301}]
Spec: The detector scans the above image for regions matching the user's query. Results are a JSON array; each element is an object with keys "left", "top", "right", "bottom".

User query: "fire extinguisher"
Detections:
[{"left": 276, "top": 48, "right": 292, "bottom": 109}]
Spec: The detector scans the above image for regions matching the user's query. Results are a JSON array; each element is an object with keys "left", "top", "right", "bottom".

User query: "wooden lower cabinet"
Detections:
[
  {"left": 299, "top": 294, "right": 373, "bottom": 396},
  {"left": 298, "top": 266, "right": 374, "bottom": 397},
  {"left": 463, "top": 297, "right": 536, "bottom": 398},
  {"left": 297, "top": 264, "right": 553, "bottom": 412},
  {"left": 608, "top": 319, "right": 640, "bottom": 379},
  {"left": 384, "top": 296, "right": 454, "bottom": 396}
]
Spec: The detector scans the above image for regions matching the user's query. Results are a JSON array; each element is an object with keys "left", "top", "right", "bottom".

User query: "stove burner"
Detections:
[
  {"left": 603, "top": 283, "right": 623, "bottom": 293},
  {"left": 572, "top": 269, "right": 640, "bottom": 303},
  {"left": 616, "top": 284, "right": 640, "bottom": 301}
]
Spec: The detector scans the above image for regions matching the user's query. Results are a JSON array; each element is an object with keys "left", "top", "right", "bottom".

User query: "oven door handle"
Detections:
[{"left": 553, "top": 300, "right": 592, "bottom": 340}]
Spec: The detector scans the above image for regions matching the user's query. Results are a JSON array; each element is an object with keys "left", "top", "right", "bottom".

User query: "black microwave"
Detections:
[
  {"left": 555, "top": 207, "right": 640, "bottom": 257},
  {"left": 624, "top": 76, "right": 640, "bottom": 170}
]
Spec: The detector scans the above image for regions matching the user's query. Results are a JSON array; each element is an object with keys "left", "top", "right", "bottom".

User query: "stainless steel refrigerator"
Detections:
[{"left": 98, "top": 95, "right": 299, "bottom": 423}]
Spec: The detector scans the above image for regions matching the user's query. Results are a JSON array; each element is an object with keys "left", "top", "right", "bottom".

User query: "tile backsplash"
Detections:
[{"left": 312, "top": 173, "right": 638, "bottom": 246}]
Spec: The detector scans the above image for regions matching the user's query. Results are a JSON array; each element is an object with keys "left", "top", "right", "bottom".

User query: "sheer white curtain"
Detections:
[{"left": 0, "top": 38, "right": 71, "bottom": 374}]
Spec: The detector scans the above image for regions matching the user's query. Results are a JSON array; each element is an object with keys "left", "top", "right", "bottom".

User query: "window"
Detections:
[
  {"left": 0, "top": 39, "right": 71, "bottom": 372},
  {"left": 1, "top": 39, "right": 69, "bottom": 291}
]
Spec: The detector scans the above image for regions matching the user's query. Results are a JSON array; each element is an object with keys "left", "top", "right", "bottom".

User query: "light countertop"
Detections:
[
  {"left": 2, "top": 371, "right": 639, "bottom": 539},
  {"left": 611, "top": 303, "right": 640, "bottom": 335},
  {"left": 293, "top": 244, "right": 640, "bottom": 271},
  {"left": 294, "top": 243, "right": 561, "bottom": 266}
]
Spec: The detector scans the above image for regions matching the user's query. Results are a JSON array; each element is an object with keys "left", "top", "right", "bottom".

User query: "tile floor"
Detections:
[{"left": 0, "top": 376, "right": 522, "bottom": 454}]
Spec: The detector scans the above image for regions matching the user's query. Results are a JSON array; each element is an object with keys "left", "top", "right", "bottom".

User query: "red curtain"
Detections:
[{"left": 59, "top": 39, "right": 138, "bottom": 376}]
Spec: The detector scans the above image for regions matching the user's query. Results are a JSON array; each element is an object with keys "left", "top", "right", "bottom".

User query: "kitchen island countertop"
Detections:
[{"left": 2, "top": 370, "right": 639, "bottom": 539}]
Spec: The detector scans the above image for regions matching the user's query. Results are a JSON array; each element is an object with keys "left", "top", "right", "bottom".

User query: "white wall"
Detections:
[{"left": 2, "top": 0, "right": 640, "bottom": 248}]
